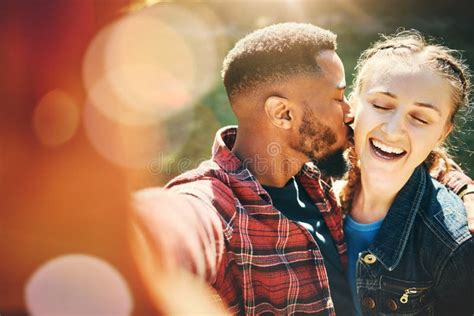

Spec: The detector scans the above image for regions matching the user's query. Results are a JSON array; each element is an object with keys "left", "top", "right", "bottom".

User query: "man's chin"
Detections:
[{"left": 313, "top": 148, "right": 348, "bottom": 179}]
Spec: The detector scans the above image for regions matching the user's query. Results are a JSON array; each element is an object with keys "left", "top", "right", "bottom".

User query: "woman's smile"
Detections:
[{"left": 369, "top": 138, "right": 407, "bottom": 161}]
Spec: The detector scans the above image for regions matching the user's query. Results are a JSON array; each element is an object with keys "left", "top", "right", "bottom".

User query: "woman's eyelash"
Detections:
[
  {"left": 371, "top": 102, "right": 430, "bottom": 125},
  {"left": 372, "top": 103, "right": 387, "bottom": 110},
  {"left": 413, "top": 116, "right": 428, "bottom": 124}
]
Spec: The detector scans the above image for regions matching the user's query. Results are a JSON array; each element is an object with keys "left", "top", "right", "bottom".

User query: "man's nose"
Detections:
[{"left": 342, "top": 97, "right": 354, "bottom": 124}]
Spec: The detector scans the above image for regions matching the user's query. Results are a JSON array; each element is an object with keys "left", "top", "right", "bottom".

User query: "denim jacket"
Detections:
[{"left": 355, "top": 165, "right": 474, "bottom": 315}]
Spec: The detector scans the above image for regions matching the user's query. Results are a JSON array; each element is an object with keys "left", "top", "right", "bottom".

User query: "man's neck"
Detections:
[{"left": 231, "top": 129, "right": 306, "bottom": 188}]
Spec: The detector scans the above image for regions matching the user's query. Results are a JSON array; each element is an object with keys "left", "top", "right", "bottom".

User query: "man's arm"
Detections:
[
  {"left": 441, "top": 161, "right": 474, "bottom": 232},
  {"left": 131, "top": 179, "right": 234, "bottom": 283},
  {"left": 130, "top": 185, "right": 232, "bottom": 314}
]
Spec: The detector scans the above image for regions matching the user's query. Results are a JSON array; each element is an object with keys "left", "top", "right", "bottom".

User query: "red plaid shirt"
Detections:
[{"left": 165, "top": 126, "right": 347, "bottom": 315}]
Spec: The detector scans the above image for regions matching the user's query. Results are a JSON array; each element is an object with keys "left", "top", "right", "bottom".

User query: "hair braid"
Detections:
[{"left": 340, "top": 145, "right": 360, "bottom": 214}]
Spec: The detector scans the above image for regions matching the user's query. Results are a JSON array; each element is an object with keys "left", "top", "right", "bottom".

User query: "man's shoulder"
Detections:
[
  {"left": 166, "top": 159, "right": 225, "bottom": 188},
  {"left": 165, "top": 159, "right": 238, "bottom": 219}
]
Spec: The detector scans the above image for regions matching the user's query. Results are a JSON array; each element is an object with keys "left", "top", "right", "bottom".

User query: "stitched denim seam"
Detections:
[
  {"left": 389, "top": 170, "right": 426, "bottom": 270},
  {"left": 419, "top": 210, "right": 456, "bottom": 250}
]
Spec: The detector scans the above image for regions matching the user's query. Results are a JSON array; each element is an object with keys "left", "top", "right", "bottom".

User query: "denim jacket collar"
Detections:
[{"left": 369, "top": 165, "right": 428, "bottom": 271}]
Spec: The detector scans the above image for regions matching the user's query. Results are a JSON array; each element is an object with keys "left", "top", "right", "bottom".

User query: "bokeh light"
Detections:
[
  {"left": 85, "top": 17, "right": 193, "bottom": 126},
  {"left": 25, "top": 254, "right": 133, "bottom": 316},
  {"left": 82, "top": 2, "right": 225, "bottom": 172},
  {"left": 139, "top": 3, "right": 225, "bottom": 99},
  {"left": 33, "top": 90, "right": 80, "bottom": 147},
  {"left": 83, "top": 3, "right": 224, "bottom": 127},
  {"left": 83, "top": 100, "right": 166, "bottom": 170}
]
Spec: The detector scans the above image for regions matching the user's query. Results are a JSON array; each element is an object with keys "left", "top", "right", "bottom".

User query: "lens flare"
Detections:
[
  {"left": 83, "top": 3, "right": 224, "bottom": 127},
  {"left": 83, "top": 100, "right": 169, "bottom": 170},
  {"left": 33, "top": 90, "right": 80, "bottom": 147},
  {"left": 81, "top": 3, "right": 226, "bottom": 169},
  {"left": 140, "top": 3, "right": 225, "bottom": 99},
  {"left": 25, "top": 254, "right": 133, "bottom": 315}
]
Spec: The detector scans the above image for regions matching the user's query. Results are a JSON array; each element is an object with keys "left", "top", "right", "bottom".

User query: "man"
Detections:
[{"left": 133, "top": 23, "right": 474, "bottom": 315}]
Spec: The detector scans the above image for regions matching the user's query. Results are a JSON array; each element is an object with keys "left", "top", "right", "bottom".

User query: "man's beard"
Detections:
[
  {"left": 297, "top": 109, "right": 349, "bottom": 179},
  {"left": 314, "top": 148, "right": 348, "bottom": 179}
]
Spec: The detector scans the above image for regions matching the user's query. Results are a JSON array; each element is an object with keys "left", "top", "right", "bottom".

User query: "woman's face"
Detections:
[{"left": 353, "top": 61, "right": 453, "bottom": 186}]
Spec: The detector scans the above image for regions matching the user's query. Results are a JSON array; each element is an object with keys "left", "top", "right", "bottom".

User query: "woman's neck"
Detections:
[{"left": 350, "top": 173, "right": 402, "bottom": 224}]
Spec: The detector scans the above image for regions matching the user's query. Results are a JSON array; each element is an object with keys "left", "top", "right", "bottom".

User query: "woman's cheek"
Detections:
[
  {"left": 354, "top": 107, "right": 375, "bottom": 135},
  {"left": 408, "top": 126, "right": 442, "bottom": 162}
]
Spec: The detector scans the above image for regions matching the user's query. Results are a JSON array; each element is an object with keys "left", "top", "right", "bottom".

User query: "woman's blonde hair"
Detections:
[{"left": 340, "top": 30, "right": 471, "bottom": 213}]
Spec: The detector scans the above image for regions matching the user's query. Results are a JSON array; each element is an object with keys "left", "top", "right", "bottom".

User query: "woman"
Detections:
[{"left": 340, "top": 31, "right": 474, "bottom": 315}]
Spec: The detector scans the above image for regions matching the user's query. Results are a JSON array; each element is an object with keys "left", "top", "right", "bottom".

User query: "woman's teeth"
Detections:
[
  {"left": 370, "top": 138, "right": 406, "bottom": 160},
  {"left": 371, "top": 139, "right": 404, "bottom": 154}
]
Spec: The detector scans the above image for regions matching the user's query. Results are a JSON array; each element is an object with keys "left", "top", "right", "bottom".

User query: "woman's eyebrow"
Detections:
[
  {"left": 367, "top": 90, "right": 397, "bottom": 99},
  {"left": 414, "top": 102, "right": 441, "bottom": 114}
]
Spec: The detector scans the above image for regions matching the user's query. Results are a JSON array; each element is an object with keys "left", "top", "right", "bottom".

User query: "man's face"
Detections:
[
  {"left": 297, "top": 108, "right": 349, "bottom": 178},
  {"left": 288, "top": 50, "right": 352, "bottom": 177}
]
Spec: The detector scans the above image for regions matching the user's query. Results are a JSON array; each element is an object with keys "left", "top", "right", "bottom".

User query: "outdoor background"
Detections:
[
  {"left": 1, "top": 0, "right": 473, "bottom": 314},
  {"left": 160, "top": 0, "right": 474, "bottom": 182}
]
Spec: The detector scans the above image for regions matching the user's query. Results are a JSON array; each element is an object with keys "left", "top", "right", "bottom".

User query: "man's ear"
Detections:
[{"left": 264, "top": 96, "right": 293, "bottom": 129}]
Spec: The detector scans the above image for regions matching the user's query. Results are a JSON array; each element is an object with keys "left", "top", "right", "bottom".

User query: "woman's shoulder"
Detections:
[{"left": 418, "top": 177, "right": 472, "bottom": 247}]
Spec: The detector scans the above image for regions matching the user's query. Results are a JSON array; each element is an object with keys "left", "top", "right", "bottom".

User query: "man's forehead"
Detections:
[
  {"left": 316, "top": 50, "right": 343, "bottom": 67},
  {"left": 315, "top": 50, "right": 345, "bottom": 87}
]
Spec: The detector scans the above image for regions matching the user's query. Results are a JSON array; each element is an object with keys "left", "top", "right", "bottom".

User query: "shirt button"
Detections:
[
  {"left": 362, "top": 253, "right": 377, "bottom": 264},
  {"left": 386, "top": 298, "right": 398, "bottom": 311},
  {"left": 362, "top": 296, "right": 376, "bottom": 309}
]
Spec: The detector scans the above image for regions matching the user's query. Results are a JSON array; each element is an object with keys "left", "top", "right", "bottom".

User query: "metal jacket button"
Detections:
[
  {"left": 362, "top": 253, "right": 377, "bottom": 264},
  {"left": 362, "top": 296, "right": 376, "bottom": 309},
  {"left": 386, "top": 299, "right": 398, "bottom": 311}
]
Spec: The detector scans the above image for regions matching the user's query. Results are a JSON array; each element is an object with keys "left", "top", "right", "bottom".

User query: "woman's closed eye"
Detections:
[
  {"left": 372, "top": 103, "right": 391, "bottom": 110},
  {"left": 411, "top": 115, "right": 429, "bottom": 125}
]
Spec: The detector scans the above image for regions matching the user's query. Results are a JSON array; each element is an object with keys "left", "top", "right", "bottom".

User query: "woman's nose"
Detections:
[{"left": 381, "top": 114, "right": 406, "bottom": 137}]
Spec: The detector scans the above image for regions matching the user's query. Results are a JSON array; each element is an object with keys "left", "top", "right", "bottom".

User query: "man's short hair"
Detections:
[{"left": 221, "top": 23, "right": 337, "bottom": 100}]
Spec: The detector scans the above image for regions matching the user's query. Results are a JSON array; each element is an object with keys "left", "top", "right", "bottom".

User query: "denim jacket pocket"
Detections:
[{"left": 378, "top": 276, "right": 433, "bottom": 315}]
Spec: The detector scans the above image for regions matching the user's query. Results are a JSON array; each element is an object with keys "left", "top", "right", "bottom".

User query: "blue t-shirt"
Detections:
[{"left": 344, "top": 215, "right": 384, "bottom": 316}]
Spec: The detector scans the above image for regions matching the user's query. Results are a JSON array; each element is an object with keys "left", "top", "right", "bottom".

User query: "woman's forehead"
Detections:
[
  {"left": 363, "top": 62, "right": 451, "bottom": 106},
  {"left": 362, "top": 56, "right": 443, "bottom": 91}
]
